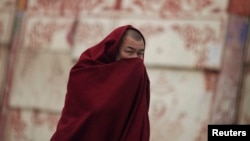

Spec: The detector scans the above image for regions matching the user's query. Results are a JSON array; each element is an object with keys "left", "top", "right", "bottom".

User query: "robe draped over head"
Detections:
[{"left": 50, "top": 25, "right": 150, "bottom": 141}]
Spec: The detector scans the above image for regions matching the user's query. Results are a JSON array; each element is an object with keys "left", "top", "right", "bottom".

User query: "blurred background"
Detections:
[{"left": 0, "top": 0, "right": 250, "bottom": 141}]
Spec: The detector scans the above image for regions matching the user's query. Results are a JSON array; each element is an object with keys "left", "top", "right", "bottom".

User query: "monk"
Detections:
[{"left": 50, "top": 25, "right": 150, "bottom": 141}]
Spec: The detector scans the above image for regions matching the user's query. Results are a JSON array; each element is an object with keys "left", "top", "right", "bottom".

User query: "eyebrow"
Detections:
[{"left": 127, "top": 46, "right": 145, "bottom": 52}]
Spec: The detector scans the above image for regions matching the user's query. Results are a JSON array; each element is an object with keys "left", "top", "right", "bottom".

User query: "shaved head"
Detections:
[{"left": 124, "top": 29, "right": 144, "bottom": 43}]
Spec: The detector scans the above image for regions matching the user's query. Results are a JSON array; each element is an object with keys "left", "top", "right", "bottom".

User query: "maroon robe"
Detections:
[{"left": 50, "top": 25, "right": 150, "bottom": 141}]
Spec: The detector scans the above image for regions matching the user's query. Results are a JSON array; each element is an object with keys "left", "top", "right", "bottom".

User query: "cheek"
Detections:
[
  {"left": 139, "top": 56, "right": 144, "bottom": 59},
  {"left": 120, "top": 51, "right": 131, "bottom": 59},
  {"left": 116, "top": 50, "right": 130, "bottom": 60}
]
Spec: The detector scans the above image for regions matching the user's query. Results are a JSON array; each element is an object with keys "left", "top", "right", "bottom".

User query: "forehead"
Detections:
[{"left": 122, "top": 36, "right": 145, "bottom": 48}]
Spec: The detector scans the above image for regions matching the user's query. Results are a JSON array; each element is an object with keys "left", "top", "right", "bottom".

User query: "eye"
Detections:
[
  {"left": 138, "top": 52, "right": 144, "bottom": 56},
  {"left": 125, "top": 50, "right": 133, "bottom": 55}
]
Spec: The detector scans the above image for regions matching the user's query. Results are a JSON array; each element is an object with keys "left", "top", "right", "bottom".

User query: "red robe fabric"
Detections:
[{"left": 50, "top": 25, "right": 150, "bottom": 141}]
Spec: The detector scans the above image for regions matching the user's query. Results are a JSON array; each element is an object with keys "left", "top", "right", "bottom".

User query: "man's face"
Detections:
[{"left": 116, "top": 35, "right": 145, "bottom": 60}]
